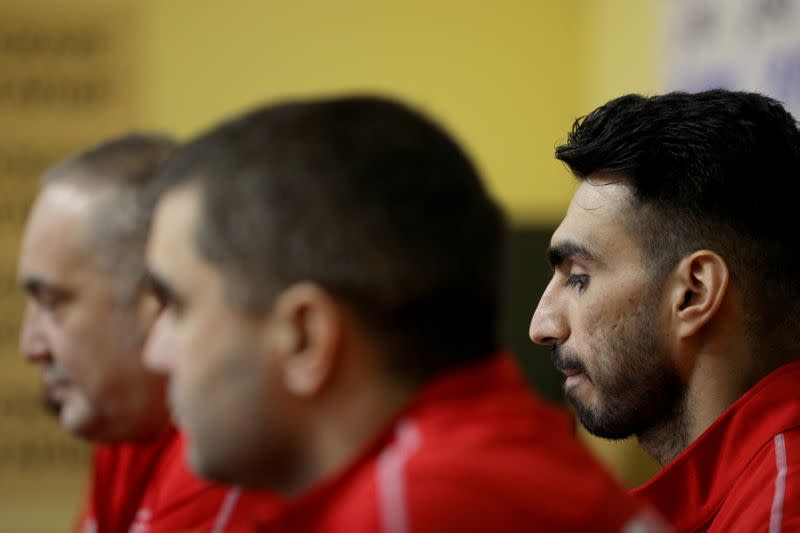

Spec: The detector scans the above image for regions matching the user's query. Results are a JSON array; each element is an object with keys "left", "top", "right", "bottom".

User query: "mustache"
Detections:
[
  {"left": 43, "top": 363, "right": 69, "bottom": 382},
  {"left": 40, "top": 365, "right": 69, "bottom": 416},
  {"left": 550, "top": 345, "right": 590, "bottom": 379}
]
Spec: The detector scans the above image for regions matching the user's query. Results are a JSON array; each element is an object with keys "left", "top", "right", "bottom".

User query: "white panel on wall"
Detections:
[{"left": 665, "top": 0, "right": 800, "bottom": 115}]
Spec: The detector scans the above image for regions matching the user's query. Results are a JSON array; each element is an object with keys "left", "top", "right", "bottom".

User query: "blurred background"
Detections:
[{"left": 0, "top": 0, "right": 798, "bottom": 530}]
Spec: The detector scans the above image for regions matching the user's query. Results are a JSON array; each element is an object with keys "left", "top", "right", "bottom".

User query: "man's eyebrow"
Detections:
[
  {"left": 546, "top": 240, "right": 601, "bottom": 268},
  {"left": 144, "top": 270, "right": 182, "bottom": 307}
]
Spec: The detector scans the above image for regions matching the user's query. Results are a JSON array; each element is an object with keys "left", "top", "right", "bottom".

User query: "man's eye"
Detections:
[
  {"left": 162, "top": 298, "right": 185, "bottom": 318},
  {"left": 148, "top": 289, "right": 167, "bottom": 312},
  {"left": 37, "top": 291, "right": 67, "bottom": 311},
  {"left": 565, "top": 273, "right": 589, "bottom": 292}
]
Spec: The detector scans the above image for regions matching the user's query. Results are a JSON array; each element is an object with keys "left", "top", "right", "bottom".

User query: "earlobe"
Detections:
[
  {"left": 270, "top": 283, "right": 343, "bottom": 398},
  {"left": 671, "top": 251, "right": 729, "bottom": 339}
]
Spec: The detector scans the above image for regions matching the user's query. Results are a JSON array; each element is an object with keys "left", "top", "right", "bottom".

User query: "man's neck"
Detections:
[
  {"left": 637, "top": 345, "right": 772, "bottom": 466},
  {"left": 280, "top": 366, "right": 420, "bottom": 497},
  {"left": 637, "top": 389, "right": 690, "bottom": 466}
]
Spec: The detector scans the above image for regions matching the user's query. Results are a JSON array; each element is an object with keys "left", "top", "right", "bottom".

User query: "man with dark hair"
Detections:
[
  {"left": 18, "top": 134, "right": 278, "bottom": 532},
  {"left": 530, "top": 89, "right": 800, "bottom": 530},
  {"left": 144, "top": 95, "right": 664, "bottom": 531}
]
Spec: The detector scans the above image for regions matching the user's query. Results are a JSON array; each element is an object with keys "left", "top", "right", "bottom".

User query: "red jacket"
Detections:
[
  {"left": 258, "top": 354, "right": 664, "bottom": 532},
  {"left": 631, "top": 362, "right": 800, "bottom": 532},
  {"left": 77, "top": 426, "right": 280, "bottom": 532}
]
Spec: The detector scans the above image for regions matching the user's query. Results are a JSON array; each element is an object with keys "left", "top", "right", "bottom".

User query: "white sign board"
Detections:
[{"left": 664, "top": 0, "right": 800, "bottom": 116}]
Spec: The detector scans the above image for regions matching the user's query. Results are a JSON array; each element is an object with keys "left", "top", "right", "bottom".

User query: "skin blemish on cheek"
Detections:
[{"left": 582, "top": 304, "right": 603, "bottom": 332}]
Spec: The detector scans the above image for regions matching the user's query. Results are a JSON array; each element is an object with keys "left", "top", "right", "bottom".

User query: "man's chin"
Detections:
[
  {"left": 564, "top": 384, "right": 635, "bottom": 440},
  {"left": 58, "top": 401, "right": 105, "bottom": 441},
  {"left": 188, "top": 441, "right": 238, "bottom": 485},
  {"left": 568, "top": 396, "right": 637, "bottom": 441}
]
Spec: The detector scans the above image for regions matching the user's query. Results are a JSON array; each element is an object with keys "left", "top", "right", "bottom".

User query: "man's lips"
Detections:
[
  {"left": 561, "top": 367, "right": 583, "bottom": 377},
  {"left": 43, "top": 375, "right": 71, "bottom": 403},
  {"left": 553, "top": 361, "right": 589, "bottom": 382},
  {"left": 550, "top": 346, "right": 589, "bottom": 383}
]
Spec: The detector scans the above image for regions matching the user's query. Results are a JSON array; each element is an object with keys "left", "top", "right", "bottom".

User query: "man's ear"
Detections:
[
  {"left": 266, "top": 282, "right": 344, "bottom": 398},
  {"left": 665, "top": 250, "right": 729, "bottom": 340}
]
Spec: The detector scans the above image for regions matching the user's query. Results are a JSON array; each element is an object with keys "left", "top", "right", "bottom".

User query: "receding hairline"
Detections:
[
  {"left": 41, "top": 132, "right": 176, "bottom": 183},
  {"left": 36, "top": 133, "right": 177, "bottom": 301}
]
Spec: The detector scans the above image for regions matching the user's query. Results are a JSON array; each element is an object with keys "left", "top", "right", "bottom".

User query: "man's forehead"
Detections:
[
  {"left": 147, "top": 185, "right": 202, "bottom": 281},
  {"left": 147, "top": 184, "right": 234, "bottom": 309},
  {"left": 572, "top": 175, "right": 633, "bottom": 211},
  {"left": 26, "top": 182, "right": 94, "bottom": 240},
  {"left": 550, "top": 177, "right": 637, "bottom": 260},
  {"left": 40, "top": 180, "right": 97, "bottom": 210},
  {"left": 18, "top": 183, "right": 95, "bottom": 280}
]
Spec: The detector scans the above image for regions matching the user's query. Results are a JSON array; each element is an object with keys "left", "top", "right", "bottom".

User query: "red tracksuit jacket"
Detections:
[
  {"left": 77, "top": 426, "right": 280, "bottom": 532},
  {"left": 632, "top": 361, "right": 800, "bottom": 532},
  {"left": 256, "top": 353, "right": 666, "bottom": 532}
]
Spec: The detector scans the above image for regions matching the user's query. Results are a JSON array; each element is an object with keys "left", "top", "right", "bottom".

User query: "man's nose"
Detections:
[
  {"left": 529, "top": 284, "right": 569, "bottom": 346},
  {"left": 19, "top": 303, "right": 51, "bottom": 363}
]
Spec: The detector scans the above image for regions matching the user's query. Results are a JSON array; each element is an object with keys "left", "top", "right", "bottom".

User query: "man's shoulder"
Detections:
[
  {"left": 312, "top": 410, "right": 648, "bottom": 532},
  {"left": 711, "top": 425, "right": 800, "bottom": 531},
  {"left": 285, "top": 356, "right": 654, "bottom": 532},
  {"left": 396, "top": 414, "right": 644, "bottom": 530},
  {"left": 134, "top": 432, "right": 237, "bottom": 527},
  {"left": 144, "top": 435, "right": 281, "bottom": 532},
  {"left": 399, "top": 371, "right": 627, "bottom": 492}
]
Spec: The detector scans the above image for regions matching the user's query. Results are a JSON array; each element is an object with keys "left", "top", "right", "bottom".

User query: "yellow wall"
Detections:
[
  {"left": 571, "top": 0, "right": 665, "bottom": 488},
  {"left": 138, "top": 0, "right": 583, "bottom": 224},
  {"left": 575, "top": 0, "right": 663, "bottom": 114},
  {"left": 0, "top": 1, "right": 661, "bottom": 529},
  {"left": 138, "top": 0, "right": 662, "bottom": 225}
]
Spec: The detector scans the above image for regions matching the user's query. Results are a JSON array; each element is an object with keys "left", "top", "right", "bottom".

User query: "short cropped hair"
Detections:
[
  {"left": 154, "top": 96, "right": 507, "bottom": 379},
  {"left": 44, "top": 133, "right": 177, "bottom": 300},
  {"left": 556, "top": 90, "right": 800, "bottom": 345}
]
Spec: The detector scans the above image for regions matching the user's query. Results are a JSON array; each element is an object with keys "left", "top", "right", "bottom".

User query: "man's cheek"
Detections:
[{"left": 143, "top": 317, "right": 177, "bottom": 373}]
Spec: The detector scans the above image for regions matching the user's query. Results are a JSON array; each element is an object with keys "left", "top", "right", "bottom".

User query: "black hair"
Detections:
[
  {"left": 155, "top": 95, "right": 507, "bottom": 379},
  {"left": 556, "top": 90, "right": 800, "bottom": 346}
]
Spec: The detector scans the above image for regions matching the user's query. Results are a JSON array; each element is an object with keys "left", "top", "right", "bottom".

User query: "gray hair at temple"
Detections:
[{"left": 41, "top": 133, "right": 177, "bottom": 301}]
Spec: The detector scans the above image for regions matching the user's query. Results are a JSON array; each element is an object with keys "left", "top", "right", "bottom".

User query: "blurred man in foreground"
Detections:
[
  {"left": 530, "top": 90, "right": 800, "bottom": 531},
  {"left": 145, "top": 95, "right": 666, "bottom": 531},
  {"left": 18, "top": 134, "right": 279, "bottom": 532}
]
